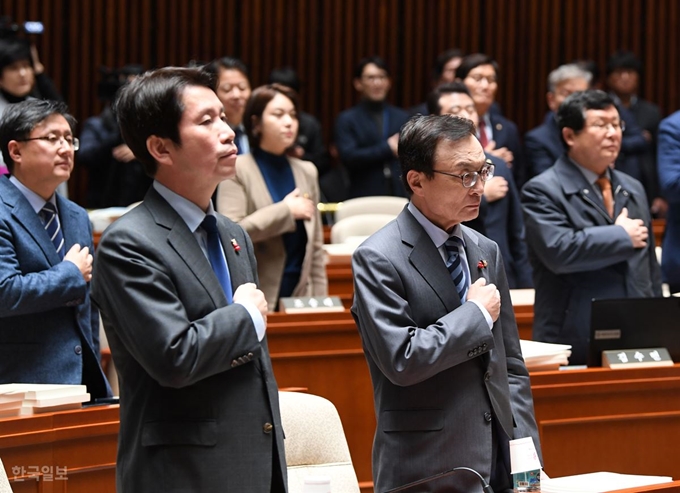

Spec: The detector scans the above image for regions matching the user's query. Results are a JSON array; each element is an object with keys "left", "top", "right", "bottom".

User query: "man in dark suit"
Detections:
[
  {"left": 457, "top": 54, "right": 526, "bottom": 187},
  {"left": 522, "top": 90, "right": 662, "bottom": 365},
  {"left": 606, "top": 51, "right": 666, "bottom": 218},
  {"left": 334, "top": 56, "right": 410, "bottom": 198},
  {"left": 0, "top": 99, "right": 110, "bottom": 399},
  {"left": 524, "top": 64, "right": 591, "bottom": 179},
  {"left": 428, "top": 82, "right": 533, "bottom": 288},
  {"left": 91, "top": 67, "right": 286, "bottom": 492},
  {"left": 657, "top": 111, "right": 680, "bottom": 293},
  {"left": 352, "top": 114, "right": 541, "bottom": 493}
]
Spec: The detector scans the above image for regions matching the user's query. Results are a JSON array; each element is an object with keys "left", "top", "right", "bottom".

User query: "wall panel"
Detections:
[{"left": 0, "top": 0, "right": 676, "bottom": 203}]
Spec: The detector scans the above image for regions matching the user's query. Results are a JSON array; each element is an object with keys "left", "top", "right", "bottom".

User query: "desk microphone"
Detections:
[{"left": 384, "top": 466, "right": 495, "bottom": 493}]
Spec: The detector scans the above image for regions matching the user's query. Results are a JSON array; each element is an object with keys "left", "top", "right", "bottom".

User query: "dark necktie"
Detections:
[
  {"left": 201, "top": 215, "right": 233, "bottom": 303},
  {"left": 39, "top": 202, "right": 65, "bottom": 259},
  {"left": 478, "top": 119, "right": 489, "bottom": 148},
  {"left": 234, "top": 127, "right": 244, "bottom": 155},
  {"left": 444, "top": 236, "right": 468, "bottom": 302},
  {"left": 596, "top": 175, "right": 614, "bottom": 218}
]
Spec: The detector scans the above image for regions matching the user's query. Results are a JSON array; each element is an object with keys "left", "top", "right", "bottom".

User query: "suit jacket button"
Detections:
[
  {"left": 468, "top": 351, "right": 474, "bottom": 358},
  {"left": 484, "top": 371, "right": 491, "bottom": 381},
  {"left": 74, "top": 345, "right": 82, "bottom": 355},
  {"left": 484, "top": 412, "right": 492, "bottom": 422},
  {"left": 247, "top": 352, "right": 254, "bottom": 358},
  {"left": 231, "top": 360, "right": 238, "bottom": 368},
  {"left": 263, "top": 422, "right": 273, "bottom": 434},
  {"left": 482, "top": 343, "right": 488, "bottom": 349}
]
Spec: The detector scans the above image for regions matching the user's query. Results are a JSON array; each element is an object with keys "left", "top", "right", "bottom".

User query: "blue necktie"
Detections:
[
  {"left": 445, "top": 236, "right": 468, "bottom": 302},
  {"left": 40, "top": 202, "right": 65, "bottom": 259},
  {"left": 201, "top": 215, "right": 233, "bottom": 303}
]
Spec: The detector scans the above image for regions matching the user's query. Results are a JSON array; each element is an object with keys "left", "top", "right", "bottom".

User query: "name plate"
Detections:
[
  {"left": 278, "top": 296, "right": 345, "bottom": 314},
  {"left": 602, "top": 348, "right": 674, "bottom": 369}
]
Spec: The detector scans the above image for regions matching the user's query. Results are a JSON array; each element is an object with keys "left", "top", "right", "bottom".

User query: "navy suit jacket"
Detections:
[
  {"left": 657, "top": 110, "right": 680, "bottom": 291},
  {"left": 334, "top": 100, "right": 410, "bottom": 198},
  {"left": 487, "top": 113, "right": 526, "bottom": 188},
  {"left": 524, "top": 112, "right": 565, "bottom": 179},
  {"left": 0, "top": 175, "right": 110, "bottom": 398},
  {"left": 484, "top": 154, "right": 533, "bottom": 288},
  {"left": 522, "top": 155, "right": 662, "bottom": 364}
]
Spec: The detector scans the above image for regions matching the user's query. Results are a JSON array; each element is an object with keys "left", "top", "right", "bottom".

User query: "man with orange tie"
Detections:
[
  {"left": 0, "top": 99, "right": 110, "bottom": 398},
  {"left": 521, "top": 90, "right": 662, "bottom": 365}
]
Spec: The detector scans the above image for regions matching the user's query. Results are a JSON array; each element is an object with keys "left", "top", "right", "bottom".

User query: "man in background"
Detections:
[
  {"left": 657, "top": 110, "right": 680, "bottom": 294},
  {"left": 91, "top": 67, "right": 286, "bottom": 492},
  {"left": 334, "top": 56, "right": 410, "bottom": 197},
  {"left": 0, "top": 99, "right": 110, "bottom": 398},
  {"left": 524, "top": 63, "right": 591, "bottom": 178},
  {"left": 204, "top": 56, "right": 252, "bottom": 155},
  {"left": 522, "top": 90, "right": 662, "bottom": 365}
]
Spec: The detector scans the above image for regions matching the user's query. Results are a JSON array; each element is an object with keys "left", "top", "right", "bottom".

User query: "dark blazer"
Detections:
[
  {"left": 524, "top": 112, "right": 565, "bottom": 179},
  {"left": 334, "top": 100, "right": 410, "bottom": 198},
  {"left": 657, "top": 110, "right": 680, "bottom": 292},
  {"left": 488, "top": 112, "right": 526, "bottom": 188},
  {"left": 351, "top": 207, "right": 541, "bottom": 493},
  {"left": 91, "top": 187, "right": 286, "bottom": 493},
  {"left": 484, "top": 154, "right": 533, "bottom": 288},
  {"left": 627, "top": 98, "right": 663, "bottom": 205},
  {"left": 522, "top": 155, "right": 662, "bottom": 364},
  {"left": 0, "top": 176, "right": 110, "bottom": 398}
]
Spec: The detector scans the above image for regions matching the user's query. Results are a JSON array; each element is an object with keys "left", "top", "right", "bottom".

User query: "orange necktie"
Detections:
[{"left": 596, "top": 176, "right": 614, "bottom": 218}]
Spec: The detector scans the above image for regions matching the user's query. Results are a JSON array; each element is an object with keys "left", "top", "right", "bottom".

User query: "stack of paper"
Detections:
[
  {"left": 542, "top": 472, "right": 673, "bottom": 492},
  {"left": 520, "top": 339, "right": 572, "bottom": 371},
  {"left": 0, "top": 384, "right": 90, "bottom": 418}
]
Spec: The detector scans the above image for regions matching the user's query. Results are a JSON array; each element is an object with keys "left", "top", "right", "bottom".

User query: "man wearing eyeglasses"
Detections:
[
  {"left": 522, "top": 90, "right": 662, "bottom": 365},
  {"left": 352, "top": 114, "right": 541, "bottom": 493},
  {"left": 0, "top": 99, "right": 111, "bottom": 399}
]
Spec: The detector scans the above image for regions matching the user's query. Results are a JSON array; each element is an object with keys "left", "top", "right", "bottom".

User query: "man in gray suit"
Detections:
[
  {"left": 91, "top": 67, "right": 287, "bottom": 492},
  {"left": 352, "top": 115, "right": 541, "bottom": 493},
  {"left": 522, "top": 90, "right": 662, "bottom": 365}
]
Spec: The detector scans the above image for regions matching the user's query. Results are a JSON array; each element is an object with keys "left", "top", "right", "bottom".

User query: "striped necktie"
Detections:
[
  {"left": 444, "top": 236, "right": 468, "bottom": 302},
  {"left": 201, "top": 215, "right": 233, "bottom": 303},
  {"left": 39, "top": 202, "right": 65, "bottom": 259}
]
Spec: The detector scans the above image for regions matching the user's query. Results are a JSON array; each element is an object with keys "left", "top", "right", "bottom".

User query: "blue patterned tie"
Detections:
[
  {"left": 40, "top": 202, "right": 65, "bottom": 259},
  {"left": 201, "top": 215, "right": 233, "bottom": 303},
  {"left": 445, "top": 236, "right": 468, "bottom": 302}
]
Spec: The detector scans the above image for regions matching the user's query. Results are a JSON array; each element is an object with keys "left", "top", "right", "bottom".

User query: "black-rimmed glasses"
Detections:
[
  {"left": 432, "top": 160, "right": 495, "bottom": 188},
  {"left": 17, "top": 135, "right": 80, "bottom": 151}
]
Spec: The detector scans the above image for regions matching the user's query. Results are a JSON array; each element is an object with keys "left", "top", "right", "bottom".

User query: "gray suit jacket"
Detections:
[
  {"left": 91, "top": 187, "right": 286, "bottom": 493},
  {"left": 351, "top": 207, "right": 540, "bottom": 493},
  {"left": 522, "top": 155, "right": 662, "bottom": 364},
  {"left": 0, "top": 176, "right": 110, "bottom": 398}
]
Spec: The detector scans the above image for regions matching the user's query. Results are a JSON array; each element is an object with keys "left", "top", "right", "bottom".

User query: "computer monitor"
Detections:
[{"left": 588, "top": 297, "right": 680, "bottom": 367}]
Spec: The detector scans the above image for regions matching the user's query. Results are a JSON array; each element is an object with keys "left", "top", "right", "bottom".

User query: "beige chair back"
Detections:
[
  {"left": 330, "top": 213, "right": 395, "bottom": 244},
  {"left": 334, "top": 196, "right": 407, "bottom": 222},
  {"left": 279, "top": 391, "right": 360, "bottom": 493}
]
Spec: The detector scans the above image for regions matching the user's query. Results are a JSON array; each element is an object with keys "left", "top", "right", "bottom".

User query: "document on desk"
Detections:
[
  {"left": 520, "top": 339, "right": 572, "bottom": 371},
  {"left": 541, "top": 471, "right": 673, "bottom": 492}
]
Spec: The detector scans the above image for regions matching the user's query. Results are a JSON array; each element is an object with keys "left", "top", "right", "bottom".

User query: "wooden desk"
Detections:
[
  {"left": 0, "top": 405, "right": 118, "bottom": 493},
  {"left": 267, "top": 311, "right": 680, "bottom": 492}
]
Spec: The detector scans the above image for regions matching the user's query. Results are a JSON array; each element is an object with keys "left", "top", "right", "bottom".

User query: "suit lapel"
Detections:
[
  {"left": 463, "top": 229, "right": 485, "bottom": 285},
  {"left": 146, "top": 188, "right": 228, "bottom": 308},
  {"left": 398, "top": 210, "right": 461, "bottom": 312},
  {"left": 1, "top": 178, "right": 60, "bottom": 265},
  {"left": 56, "top": 195, "right": 83, "bottom": 253}
]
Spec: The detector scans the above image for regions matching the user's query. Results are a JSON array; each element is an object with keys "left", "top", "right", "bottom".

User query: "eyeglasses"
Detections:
[
  {"left": 586, "top": 121, "right": 626, "bottom": 133},
  {"left": 432, "top": 160, "right": 495, "bottom": 188},
  {"left": 465, "top": 74, "right": 498, "bottom": 84},
  {"left": 18, "top": 135, "right": 80, "bottom": 151}
]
